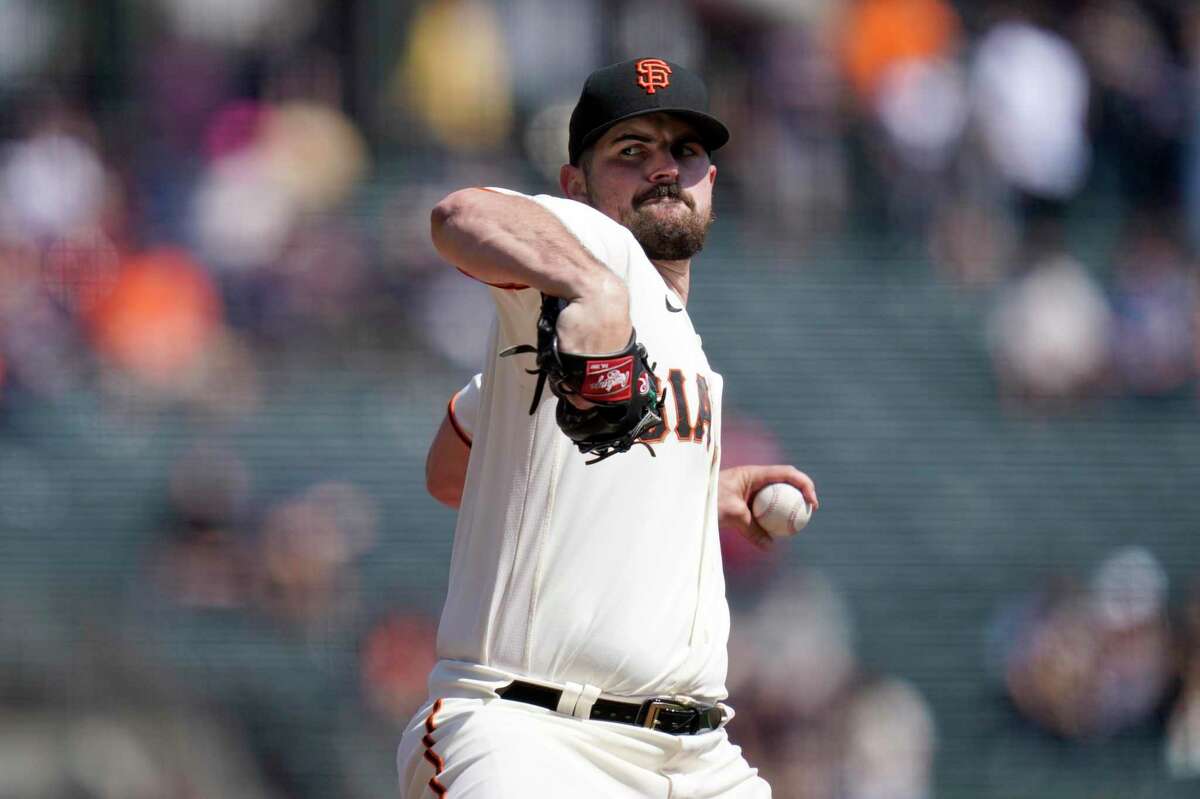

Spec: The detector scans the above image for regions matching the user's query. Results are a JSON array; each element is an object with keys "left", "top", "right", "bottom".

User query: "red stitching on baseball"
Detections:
[{"left": 763, "top": 489, "right": 778, "bottom": 520}]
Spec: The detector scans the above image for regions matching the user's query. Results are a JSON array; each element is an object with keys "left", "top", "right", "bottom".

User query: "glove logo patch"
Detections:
[
  {"left": 582, "top": 356, "right": 634, "bottom": 401},
  {"left": 507, "top": 293, "right": 662, "bottom": 464}
]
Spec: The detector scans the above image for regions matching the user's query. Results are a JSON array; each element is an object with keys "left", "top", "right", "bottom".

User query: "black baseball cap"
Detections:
[{"left": 568, "top": 58, "right": 730, "bottom": 166}]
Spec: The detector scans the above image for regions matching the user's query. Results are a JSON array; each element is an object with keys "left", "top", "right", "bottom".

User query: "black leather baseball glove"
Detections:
[{"left": 501, "top": 294, "right": 663, "bottom": 464}]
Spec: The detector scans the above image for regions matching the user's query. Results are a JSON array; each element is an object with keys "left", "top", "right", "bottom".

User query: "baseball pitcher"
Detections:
[{"left": 399, "top": 58, "right": 818, "bottom": 798}]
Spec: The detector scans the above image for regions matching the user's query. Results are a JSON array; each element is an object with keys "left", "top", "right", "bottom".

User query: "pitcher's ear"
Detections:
[{"left": 561, "top": 163, "right": 587, "bottom": 202}]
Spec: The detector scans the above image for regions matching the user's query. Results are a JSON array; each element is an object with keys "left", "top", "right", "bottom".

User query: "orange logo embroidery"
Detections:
[{"left": 635, "top": 58, "right": 672, "bottom": 94}]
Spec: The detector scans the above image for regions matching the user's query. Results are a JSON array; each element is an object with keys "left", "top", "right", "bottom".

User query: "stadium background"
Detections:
[{"left": 1, "top": 0, "right": 1199, "bottom": 797}]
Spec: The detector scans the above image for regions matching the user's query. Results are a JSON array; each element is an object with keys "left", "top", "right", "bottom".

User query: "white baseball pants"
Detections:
[{"left": 397, "top": 661, "right": 770, "bottom": 798}]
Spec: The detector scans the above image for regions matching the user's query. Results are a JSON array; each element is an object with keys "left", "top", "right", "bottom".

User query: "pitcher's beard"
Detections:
[
  {"left": 624, "top": 203, "right": 714, "bottom": 260},
  {"left": 622, "top": 187, "right": 715, "bottom": 260}
]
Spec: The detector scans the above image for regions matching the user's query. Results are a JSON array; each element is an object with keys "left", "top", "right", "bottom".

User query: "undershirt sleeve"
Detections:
[{"left": 447, "top": 373, "right": 483, "bottom": 446}]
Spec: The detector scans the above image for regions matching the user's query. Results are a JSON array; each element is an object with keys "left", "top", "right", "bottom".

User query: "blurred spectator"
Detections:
[
  {"left": 156, "top": 525, "right": 250, "bottom": 611},
  {"left": 869, "top": 54, "right": 970, "bottom": 231},
  {"left": 0, "top": 232, "right": 89, "bottom": 401},
  {"left": 928, "top": 196, "right": 1017, "bottom": 286},
  {"left": 141, "top": 37, "right": 237, "bottom": 158},
  {"left": 999, "top": 547, "right": 1174, "bottom": 739},
  {"left": 838, "top": 0, "right": 962, "bottom": 103},
  {"left": 730, "top": 571, "right": 860, "bottom": 796},
  {"left": 256, "top": 102, "right": 368, "bottom": 213},
  {"left": 1076, "top": 0, "right": 1186, "bottom": 215},
  {"left": 0, "top": 96, "right": 130, "bottom": 405},
  {"left": 192, "top": 100, "right": 367, "bottom": 274},
  {"left": 1108, "top": 218, "right": 1197, "bottom": 397},
  {"left": 874, "top": 57, "right": 968, "bottom": 176},
  {"left": 396, "top": 0, "right": 514, "bottom": 153},
  {"left": 1088, "top": 547, "right": 1174, "bottom": 731},
  {"left": 987, "top": 254, "right": 1113, "bottom": 410},
  {"left": 731, "top": 22, "right": 850, "bottom": 240},
  {"left": 970, "top": 18, "right": 1090, "bottom": 205},
  {"left": 154, "top": 442, "right": 253, "bottom": 610},
  {"left": 729, "top": 573, "right": 938, "bottom": 799},
  {"left": 1, "top": 126, "right": 110, "bottom": 240},
  {"left": 359, "top": 612, "right": 439, "bottom": 724},
  {"left": 255, "top": 481, "right": 378, "bottom": 636},
  {"left": 842, "top": 678, "right": 936, "bottom": 799},
  {"left": 1001, "top": 585, "right": 1102, "bottom": 736},
  {"left": 86, "top": 248, "right": 223, "bottom": 393},
  {"left": 192, "top": 143, "right": 299, "bottom": 271}
]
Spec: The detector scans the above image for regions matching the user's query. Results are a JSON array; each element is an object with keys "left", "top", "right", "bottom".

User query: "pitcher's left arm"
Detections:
[{"left": 425, "top": 376, "right": 481, "bottom": 509}]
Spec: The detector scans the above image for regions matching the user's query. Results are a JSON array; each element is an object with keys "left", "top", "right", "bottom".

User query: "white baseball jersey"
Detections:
[{"left": 436, "top": 188, "right": 728, "bottom": 702}]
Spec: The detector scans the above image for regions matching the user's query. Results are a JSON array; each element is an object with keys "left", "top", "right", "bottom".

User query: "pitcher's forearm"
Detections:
[
  {"left": 431, "top": 189, "right": 616, "bottom": 299},
  {"left": 431, "top": 188, "right": 630, "bottom": 352}
]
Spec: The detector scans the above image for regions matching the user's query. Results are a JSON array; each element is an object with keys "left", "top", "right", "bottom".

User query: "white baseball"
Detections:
[{"left": 751, "top": 483, "right": 812, "bottom": 538}]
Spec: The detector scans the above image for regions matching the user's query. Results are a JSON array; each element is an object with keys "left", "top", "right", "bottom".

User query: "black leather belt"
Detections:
[{"left": 496, "top": 680, "right": 723, "bottom": 735}]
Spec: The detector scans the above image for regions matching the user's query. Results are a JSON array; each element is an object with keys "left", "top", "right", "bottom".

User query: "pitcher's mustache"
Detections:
[{"left": 635, "top": 183, "right": 695, "bottom": 209}]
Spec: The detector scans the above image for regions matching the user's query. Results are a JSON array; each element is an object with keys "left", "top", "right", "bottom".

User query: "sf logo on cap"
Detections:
[{"left": 635, "top": 58, "right": 672, "bottom": 94}]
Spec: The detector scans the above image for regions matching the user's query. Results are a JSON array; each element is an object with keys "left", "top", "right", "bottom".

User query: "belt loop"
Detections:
[
  {"left": 573, "top": 684, "right": 602, "bottom": 720},
  {"left": 556, "top": 682, "right": 583, "bottom": 716}
]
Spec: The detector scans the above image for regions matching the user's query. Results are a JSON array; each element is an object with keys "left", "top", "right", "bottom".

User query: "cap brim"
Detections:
[{"left": 573, "top": 108, "right": 730, "bottom": 164}]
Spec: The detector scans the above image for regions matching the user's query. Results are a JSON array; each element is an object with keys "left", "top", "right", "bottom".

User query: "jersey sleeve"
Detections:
[
  {"left": 446, "top": 373, "right": 482, "bottom": 446},
  {"left": 479, "top": 187, "right": 636, "bottom": 323}
]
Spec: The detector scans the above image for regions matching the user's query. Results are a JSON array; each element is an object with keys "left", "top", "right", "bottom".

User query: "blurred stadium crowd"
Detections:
[{"left": 1, "top": 0, "right": 1200, "bottom": 797}]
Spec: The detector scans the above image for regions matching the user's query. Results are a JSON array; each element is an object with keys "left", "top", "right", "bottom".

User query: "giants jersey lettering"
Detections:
[
  {"left": 435, "top": 188, "right": 729, "bottom": 702},
  {"left": 641, "top": 368, "right": 715, "bottom": 445}
]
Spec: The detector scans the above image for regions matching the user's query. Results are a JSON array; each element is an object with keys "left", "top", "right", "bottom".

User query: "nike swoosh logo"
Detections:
[{"left": 665, "top": 295, "right": 683, "bottom": 313}]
